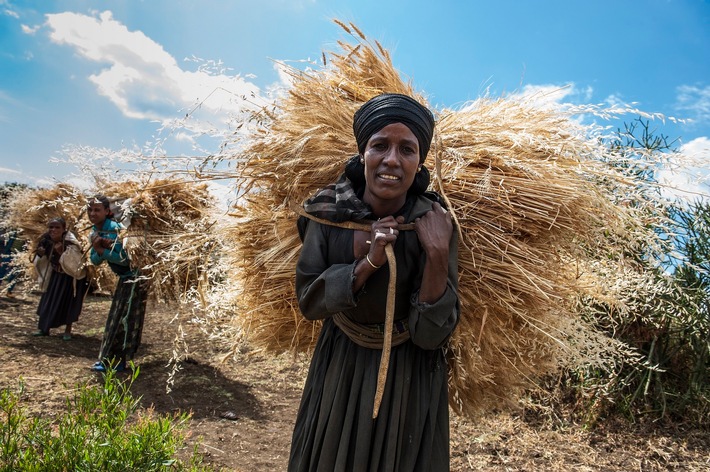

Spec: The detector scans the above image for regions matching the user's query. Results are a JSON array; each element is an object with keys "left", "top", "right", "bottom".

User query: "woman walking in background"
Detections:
[
  {"left": 33, "top": 217, "right": 88, "bottom": 340},
  {"left": 87, "top": 195, "right": 148, "bottom": 372}
]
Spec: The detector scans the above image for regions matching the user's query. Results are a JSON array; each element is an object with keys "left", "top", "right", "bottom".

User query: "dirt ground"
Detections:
[{"left": 1, "top": 284, "right": 708, "bottom": 471}]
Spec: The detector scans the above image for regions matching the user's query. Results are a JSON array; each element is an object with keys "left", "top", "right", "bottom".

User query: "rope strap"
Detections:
[{"left": 332, "top": 312, "right": 410, "bottom": 349}]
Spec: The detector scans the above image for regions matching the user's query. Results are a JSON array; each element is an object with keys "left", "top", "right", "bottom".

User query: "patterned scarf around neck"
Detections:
[{"left": 302, "top": 173, "right": 372, "bottom": 223}]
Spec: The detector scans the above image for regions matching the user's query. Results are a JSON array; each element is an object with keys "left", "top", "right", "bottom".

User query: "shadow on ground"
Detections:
[{"left": 128, "top": 357, "right": 265, "bottom": 422}]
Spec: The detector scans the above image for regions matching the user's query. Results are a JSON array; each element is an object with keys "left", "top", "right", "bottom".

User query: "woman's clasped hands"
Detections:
[{"left": 366, "top": 215, "right": 403, "bottom": 268}]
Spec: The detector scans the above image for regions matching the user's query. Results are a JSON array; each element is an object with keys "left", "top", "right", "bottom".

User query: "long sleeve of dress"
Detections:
[
  {"left": 89, "top": 249, "right": 101, "bottom": 266},
  {"left": 407, "top": 229, "right": 460, "bottom": 350},
  {"left": 296, "top": 222, "right": 358, "bottom": 319},
  {"left": 90, "top": 241, "right": 129, "bottom": 266}
]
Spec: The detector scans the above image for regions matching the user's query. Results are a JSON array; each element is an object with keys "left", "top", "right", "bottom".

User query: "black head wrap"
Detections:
[{"left": 353, "top": 93, "right": 435, "bottom": 163}]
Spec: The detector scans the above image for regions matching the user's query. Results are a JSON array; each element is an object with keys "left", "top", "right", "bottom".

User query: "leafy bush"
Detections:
[
  {"left": 0, "top": 365, "right": 215, "bottom": 472},
  {"left": 565, "top": 120, "right": 709, "bottom": 425}
]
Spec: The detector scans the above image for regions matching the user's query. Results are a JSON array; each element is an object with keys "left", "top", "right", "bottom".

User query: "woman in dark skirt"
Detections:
[
  {"left": 86, "top": 195, "right": 148, "bottom": 373},
  {"left": 33, "top": 217, "right": 89, "bottom": 340},
  {"left": 289, "top": 94, "right": 460, "bottom": 472}
]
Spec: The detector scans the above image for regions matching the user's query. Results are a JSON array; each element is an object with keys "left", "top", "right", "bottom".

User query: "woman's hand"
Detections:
[
  {"left": 351, "top": 215, "right": 403, "bottom": 293},
  {"left": 414, "top": 202, "right": 452, "bottom": 257},
  {"left": 366, "top": 215, "right": 404, "bottom": 267},
  {"left": 415, "top": 203, "right": 453, "bottom": 304},
  {"left": 92, "top": 235, "right": 108, "bottom": 253}
]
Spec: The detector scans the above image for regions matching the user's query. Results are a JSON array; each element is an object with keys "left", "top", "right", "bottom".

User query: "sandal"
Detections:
[
  {"left": 32, "top": 330, "right": 48, "bottom": 337},
  {"left": 90, "top": 360, "right": 127, "bottom": 372},
  {"left": 62, "top": 334, "right": 72, "bottom": 341}
]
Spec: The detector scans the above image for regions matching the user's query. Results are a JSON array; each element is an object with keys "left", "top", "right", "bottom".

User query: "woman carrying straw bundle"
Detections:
[
  {"left": 32, "top": 217, "right": 88, "bottom": 339},
  {"left": 289, "top": 93, "right": 460, "bottom": 472},
  {"left": 87, "top": 195, "right": 147, "bottom": 373}
]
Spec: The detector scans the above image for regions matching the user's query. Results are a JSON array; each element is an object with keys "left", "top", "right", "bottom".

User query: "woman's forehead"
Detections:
[{"left": 368, "top": 123, "right": 418, "bottom": 143}]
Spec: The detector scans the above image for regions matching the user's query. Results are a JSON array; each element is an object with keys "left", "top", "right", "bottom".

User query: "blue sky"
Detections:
[{"left": 1, "top": 0, "right": 709, "bottom": 197}]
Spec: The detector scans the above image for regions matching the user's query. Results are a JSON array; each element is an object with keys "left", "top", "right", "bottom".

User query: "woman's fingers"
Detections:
[{"left": 373, "top": 227, "right": 397, "bottom": 245}]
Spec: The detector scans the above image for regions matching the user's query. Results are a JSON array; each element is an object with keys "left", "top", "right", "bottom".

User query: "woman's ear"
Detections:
[
  {"left": 408, "top": 165, "right": 430, "bottom": 195},
  {"left": 344, "top": 155, "right": 366, "bottom": 188}
]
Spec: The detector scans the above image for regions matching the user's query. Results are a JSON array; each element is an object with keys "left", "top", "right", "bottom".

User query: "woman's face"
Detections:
[
  {"left": 362, "top": 122, "right": 420, "bottom": 211},
  {"left": 47, "top": 221, "right": 64, "bottom": 242},
  {"left": 87, "top": 202, "right": 110, "bottom": 226}
]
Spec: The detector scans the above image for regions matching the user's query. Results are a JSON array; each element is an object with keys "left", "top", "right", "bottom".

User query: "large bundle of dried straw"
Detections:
[
  {"left": 5, "top": 184, "right": 87, "bottom": 244},
  {"left": 6, "top": 178, "right": 216, "bottom": 301},
  {"left": 101, "top": 178, "right": 217, "bottom": 301},
  {"left": 217, "top": 22, "right": 655, "bottom": 415}
]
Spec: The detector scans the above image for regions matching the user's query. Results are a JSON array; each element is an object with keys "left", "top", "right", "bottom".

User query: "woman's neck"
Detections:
[{"left": 366, "top": 197, "right": 407, "bottom": 219}]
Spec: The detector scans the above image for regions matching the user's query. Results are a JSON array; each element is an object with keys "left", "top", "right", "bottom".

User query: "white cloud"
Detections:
[
  {"left": 21, "top": 23, "right": 39, "bottom": 34},
  {"left": 458, "top": 83, "right": 589, "bottom": 113},
  {"left": 0, "top": 167, "right": 49, "bottom": 188},
  {"left": 657, "top": 136, "right": 710, "bottom": 202},
  {"left": 603, "top": 94, "right": 628, "bottom": 108},
  {"left": 580, "top": 85, "right": 594, "bottom": 102},
  {"left": 675, "top": 84, "right": 710, "bottom": 125},
  {"left": 0, "top": 89, "right": 19, "bottom": 104},
  {"left": 63, "top": 174, "right": 95, "bottom": 191},
  {"left": 44, "top": 10, "right": 273, "bottom": 131},
  {"left": 3, "top": 8, "right": 19, "bottom": 19},
  {"left": 207, "top": 180, "right": 237, "bottom": 212},
  {"left": 0, "top": 90, "right": 21, "bottom": 123},
  {"left": 273, "top": 61, "right": 297, "bottom": 89},
  {"left": 682, "top": 136, "right": 710, "bottom": 156},
  {"left": 173, "top": 131, "right": 196, "bottom": 144},
  {"left": 1, "top": 157, "right": 88, "bottom": 188},
  {"left": 510, "top": 83, "right": 578, "bottom": 109}
]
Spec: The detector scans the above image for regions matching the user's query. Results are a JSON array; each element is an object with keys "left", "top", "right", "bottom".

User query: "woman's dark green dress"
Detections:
[{"left": 289, "top": 194, "right": 460, "bottom": 472}]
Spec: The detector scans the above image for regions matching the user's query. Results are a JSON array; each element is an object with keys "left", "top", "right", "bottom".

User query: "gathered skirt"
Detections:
[
  {"left": 288, "top": 317, "right": 450, "bottom": 472},
  {"left": 37, "top": 270, "right": 88, "bottom": 332},
  {"left": 98, "top": 276, "right": 148, "bottom": 362}
]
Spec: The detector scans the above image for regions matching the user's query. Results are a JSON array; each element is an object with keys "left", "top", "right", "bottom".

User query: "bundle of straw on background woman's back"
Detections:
[{"left": 102, "top": 178, "right": 217, "bottom": 302}]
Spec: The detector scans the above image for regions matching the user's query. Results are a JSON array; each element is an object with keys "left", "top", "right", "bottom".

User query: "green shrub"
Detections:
[
  {"left": 565, "top": 120, "right": 710, "bottom": 426},
  {"left": 0, "top": 365, "right": 215, "bottom": 472}
]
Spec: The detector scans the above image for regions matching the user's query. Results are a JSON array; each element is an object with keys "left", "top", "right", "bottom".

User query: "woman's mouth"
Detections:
[{"left": 378, "top": 173, "right": 400, "bottom": 181}]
